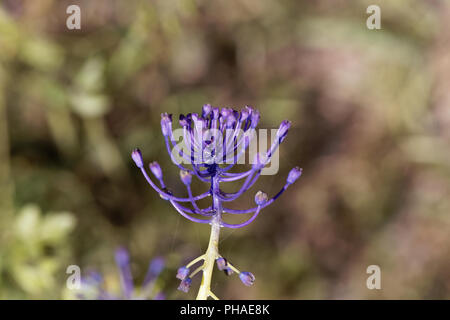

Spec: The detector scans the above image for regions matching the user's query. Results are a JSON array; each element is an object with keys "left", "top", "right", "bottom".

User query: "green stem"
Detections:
[
  {"left": 195, "top": 216, "right": 220, "bottom": 300},
  {"left": 196, "top": 175, "right": 221, "bottom": 300}
]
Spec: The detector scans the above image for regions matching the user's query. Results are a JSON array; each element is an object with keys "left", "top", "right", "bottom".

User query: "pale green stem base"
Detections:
[{"left": 195, "top": 216, "right": 221, "bottom": 300}]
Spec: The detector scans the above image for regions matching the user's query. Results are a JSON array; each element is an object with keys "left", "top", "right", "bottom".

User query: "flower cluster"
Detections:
[
  {"left": 77, "top": 248, "right": 165, "bottom": 300},
  {"left": 132, "top": 105, "right": 301, "bottom": 299}
]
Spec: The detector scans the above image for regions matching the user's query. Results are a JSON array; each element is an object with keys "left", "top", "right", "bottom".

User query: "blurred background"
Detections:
[{"left": 0, "top": 0, "right": 449, "bottom": 299}]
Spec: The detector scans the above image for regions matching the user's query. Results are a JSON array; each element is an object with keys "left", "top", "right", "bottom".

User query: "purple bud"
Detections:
[
  {"left": 216, "top": 257, "right": 228, "bottom": 271},
  {"left": 226, "top": 114, "right": 236, "bottom": 128},
  {"left": 254, "top": 191, "right": 268, "bottom": 206},
  {"left": 160, "top": 113, "right": 172, "bottom": 136},
  {"left": 244, "top": 105, "right": 254, "bottom": 115},
  {"left": 115, "top": 247, "right": 130, "bottom": 268},
  {"left": 177, "top": 277, "right": 192, "bottom": 293},
  {"left": 202, "top": 104, "right": 212, "bottom": 118},
  {"left": 250, "top": 110, "right": 260, "bottom": 128},
  {"left": 149, "top": 162, "right": 163, "bottom": 180},
  {"left": 221, "top": 107, "right": 232, "bottom": 119},
  {"left": 180, "top": 170, "right": 192, "bottom": 185},
  {"left": 149, "top": 257, "right": 165, "bottom": 275},
  {"left": 240, "top": 108, "right": 250, "bottom": 122},
  {"left": 224, "top": 267, "right": 234, "bottom": 276},
  {"left": 212, "top": 107, "right": 220, "bottom": 120},
  {"left": 179, "top": 114, "right": 189, "bottom": 127},
  {"left": 176, "top": 266, "right": 190, "bottom": 280},
  {"left": 131, "top": 149, "right": 144, "bottom": 168},
  {"left": 287, "top": 167, "right": 302, "bottom": 185},
  {"left": 277, "top": 120, "right": 291, "bottom": 138},
  {"left": 239, "top": 271, "right": 255, "bottom": 286}
]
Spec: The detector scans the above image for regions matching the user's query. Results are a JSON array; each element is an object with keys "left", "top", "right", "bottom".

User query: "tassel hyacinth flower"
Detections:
[
  {"left": 78, "top": 248, "right": 165, "bottom": 300},
  {"left": 132, "top": 105, "right": 302, "bottom": 299}
]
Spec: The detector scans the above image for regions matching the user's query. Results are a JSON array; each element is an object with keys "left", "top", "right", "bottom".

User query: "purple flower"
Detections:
[
  {"left": 177, "top": 277, "right": 192, "bottom": 293},
  {"left": 149, "top": 161, "right": 163, "bottom": 180},
  {"left": 78, "top": 248, "right": 165, "bottom": 300},
  {"left": 287, "top": 167, "right": 302, "bottom": 185},
  {"left": 133, "top": 105, "right": 302, "bottom": 297},
  {"left": 254, "top": 191, "right": 268, "bottom": 206},
  {"left": 131, "top": 149, "right": 144, "bottom": 168},
  {"left": 161, "top": 113, "right": 172, "bottom": 137},
  {"left": 176, "top": 266, "right": 190, "bottom": 280},
  {"left": 216, "top": 257, "right": 227, "bottom": 271},
  {"left": 179, "top": 170, "right": 192, "bottom": 185},
  {"left": 239, "top": 271, "right": 255, "bottom": 286}
]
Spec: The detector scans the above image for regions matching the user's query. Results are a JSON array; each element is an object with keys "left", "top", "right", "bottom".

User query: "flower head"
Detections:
[{"left": 132, "top": 105, "right": 302, "bottom": 299}]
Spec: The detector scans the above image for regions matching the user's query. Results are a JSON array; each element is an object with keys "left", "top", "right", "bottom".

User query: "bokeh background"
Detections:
[{"left": 0, "top": 0, "right": 449, "bottom": 299}]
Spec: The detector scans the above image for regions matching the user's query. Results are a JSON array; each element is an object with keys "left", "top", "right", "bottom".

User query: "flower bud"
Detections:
[
  {"left": 202, "top": 104, "right": 212, "bottom": 118},
  {"left": 224, "top": 267, "right": 234, "bottom": 276},
  {"left": 131, "top": 149, "right": 144, "bottom": 168},
  {"left": 177, "top": 277, "right": 192, "bottom": 293},
  {"left": 149, "top": 162, "right": 163, "bottom": 180},
  {"left": 176, "top": 266, "right": 190, "bottom": 280},
  {"left": 160, "top": 113, "right": 172, "bottom": 137},
  {"left": 240, "top": 108, "right": 250, "bottom": 122},
  {"left": 250, "top": 110, "right": 260, "bottom": 129},
  {"left": 221, "top": 107, "right": 232, "bottom": 119},
  {"left": 212, "top": 107, "right": 220, "bottom": 120},
  {"left": 216, "top": 257, "right": 228, "bottom": 271},
  {"left": 277, "top": 120, "right": 291, "bottom": 138},
  {"left": 239, "top": 271, "right": 255, "bottom": 286},
  {"left": 287, "top": 167, "right": 302, "bottom": 185},
  {"left": 149, "top": 257, "right": 165, "bottom": 275},
  {"left": 180, "top": 170, "right": 192, "bottom": 185},
  {"left": 115, "top": 247, "right": 130, "bottom": 268},
  {"left": 179, "top": 114, "right": 189, "bottom": 128},
  {"left": 254, "top": 191, "right": 268, "bottom": 206}
]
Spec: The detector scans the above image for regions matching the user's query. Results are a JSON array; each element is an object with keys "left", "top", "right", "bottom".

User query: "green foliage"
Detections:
[{"left": 0, "top": 205, "right": 75, "bottom": 299}]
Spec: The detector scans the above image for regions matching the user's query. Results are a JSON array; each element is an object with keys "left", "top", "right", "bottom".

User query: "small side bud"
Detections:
[
  {"left": 177, "top": 277, "right": 192, "bottom": 293},
  {"left": 216, "top": 257, "right": 228, "bottom": 271},
  {"left": 287, "top": 167, "right": 302, "bottom": 185},
  {"left": 176, "top": 266, "right": 190, "bottom": 280},
  {"left": 277, "top": 120, "right": 291, "bottom": 138},
  {"left": 224, "top": 267, "right": 234, "bottom": 276},
  {"left": 254, "top": 191, "right": 268, "bottom": 206},
  {"left": 161, "top": 113, "right": 172, "bottom": 137},
  {"left": 131, "top": 149, "right": 144, "bottom": 168},
  {"left": 149, "top": 162, "right": 163, "bottom": 180},
  {"left": 180, "top": 170, "right": 192, "bottom": 185},
  {"left": 239, "top": 271, "right": 255, "bottom": 286}
]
